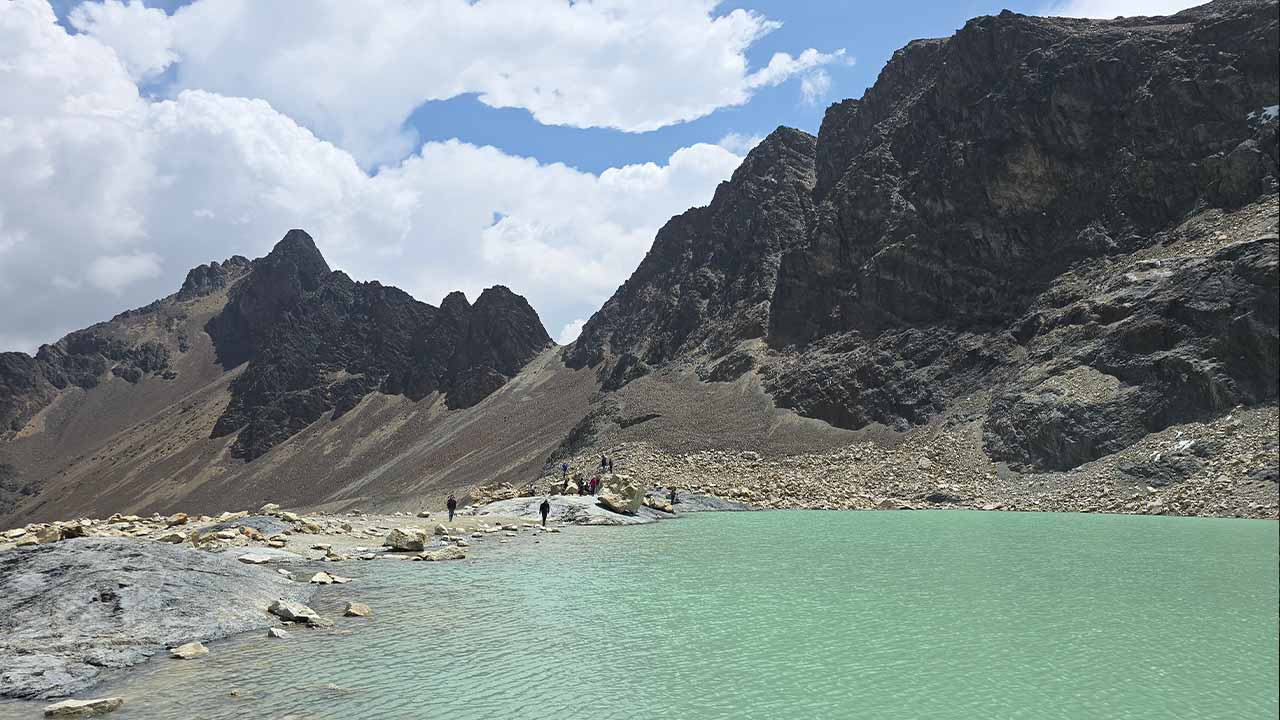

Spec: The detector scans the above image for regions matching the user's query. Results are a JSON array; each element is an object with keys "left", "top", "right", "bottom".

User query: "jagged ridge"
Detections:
[
  {"left": 204, "top": 230, "right": 552, "bottom": 460},
  {"left": 565, "top": 0, "right": 1280, "bottom": 472}
]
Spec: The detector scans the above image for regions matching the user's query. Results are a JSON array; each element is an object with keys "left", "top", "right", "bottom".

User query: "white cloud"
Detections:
[
  {"left": 1041, "top": 0, "right": 1201, "bottom": 18},
  {"left": 0, "top": 0, "right": 747, "bottom": 352},
  {"left": 70, "top": 0, "right": 844, "bottom": 168},
  {"left": 69, "top": 0, "right": 175, "bottom": 82},
  {"left": 718, "top": 132, "right": 765, "bottom": 155},
  {"left": 557, "top": 319, "right": 587, "bottom": 346},
  {"left": 800, "top": 69, "right": 832, "bottom": 106},
  {"left": 86, "top": 252, "right": 163, "bottom": 293},
  {"left": 747, "top": 48, "right": 845, "bottom": 89}
]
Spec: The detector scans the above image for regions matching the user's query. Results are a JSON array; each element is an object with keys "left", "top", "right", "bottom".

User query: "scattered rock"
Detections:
[
  {"left": 267, "top": 627, "right": 289, "bottom": 639},
  {"left": 42, "top": 697, "right": 124, "bottom": 717},
  {"left": 268, "top": 599, "right": 324, "bottom": 624},
  {"left": 343, "top": 602, "right": 372, "bottom": 617},
  {"left": 237, "top": 553, "right": 275, "bottom": 565},
  {"left": 383, "top": 527, "right": 427, "bottom": 552},
  {"left": 169, "top": 641, "right": 208, "bottom": 659},
  {"left": 418, "top": 546, "right": 466, "bottom": 562}
]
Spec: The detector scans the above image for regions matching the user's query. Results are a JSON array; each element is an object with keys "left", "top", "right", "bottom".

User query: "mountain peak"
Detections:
[{"left": 260, "top": 229, "right": 330, "bottom": 291}]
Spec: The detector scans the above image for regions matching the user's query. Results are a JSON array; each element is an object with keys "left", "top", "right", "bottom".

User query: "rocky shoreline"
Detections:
[
  {"left": 1, "top": 427, "right": 1274, "bottom": 713},
  {"left": 549, "top": 403, "right": 1279, "bottom": 520},
  {"left": 0, "top": 488, "right": 743, "bottom": 711}
]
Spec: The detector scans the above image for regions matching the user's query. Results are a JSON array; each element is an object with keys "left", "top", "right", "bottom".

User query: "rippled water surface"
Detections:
[{"left": 4, "top": 511, "right": 1277, "bottom": 719}]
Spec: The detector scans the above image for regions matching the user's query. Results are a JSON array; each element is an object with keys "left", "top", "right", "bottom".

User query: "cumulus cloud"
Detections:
[
  {"left": 800, "top": 69, "right": 832, "bottom": 106},
  {"left": 557, "top": 319, "right": 587, "bottom": 346},
  {"left": 1041, "top": 0, "right": 1201, "bottom": 18},
  {"left": 0, "top": 0, "right": 746, "bottom": 352},
  {"left": 69, "top": 0, "right": 845, "bottom": 168},
  {"left": 69, "top": 0, "right": 175, "bottom": 81},
  {"left": 718, "top": 132, "right": 765, "bottom": 155},
  {"left": 86, "top": 252, "right": 163, "bottom": 293}
]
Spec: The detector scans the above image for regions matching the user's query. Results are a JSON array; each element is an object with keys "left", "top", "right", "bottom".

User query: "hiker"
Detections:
[
  {"left": 600, "top": 454, "right": 607, "bottom": 472},
  {"left": 576, "top": 476, "right": 587, "bottom": 495},
  {"left": 561, "top": 473, "right": 570, "bottom": 494},
  {"left": 607, "top": 457, "right": 614, "bottom": 473},
  {"left": 561, "top": 462, "right": 569, "bottom": 479},
  {"left": 669, "top": 486, "right": 677, "bottom": 505},
  {"left": 446, "top": 494, "right": 457, "bottom": 522},
  {"left": 590, "top": 476, "right": 600, "bottom": 495},
  {"left": 539, "top": 497, "right": 551, "bottom": 527}
]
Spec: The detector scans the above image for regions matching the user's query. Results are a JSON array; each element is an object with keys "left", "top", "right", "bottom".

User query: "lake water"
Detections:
[{"left": 3, "top": 511, "right": 1277, "bottom": 719}]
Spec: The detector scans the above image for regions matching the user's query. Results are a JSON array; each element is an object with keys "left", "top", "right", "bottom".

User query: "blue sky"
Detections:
[
  {"left": 50, "top": 0, "right": 1074, "bottom": 173},
  {"left": 2, "top": 0, "right": 1197, "bottom": 352}
]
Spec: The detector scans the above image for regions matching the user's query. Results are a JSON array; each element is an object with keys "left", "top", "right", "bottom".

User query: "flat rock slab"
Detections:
[
  {"left": 0, "top": 537, "right": 315, "bottom": 700},
  {"left": 476, "top": 496, "right": 657, "bottom": 525},
  {"left": 42, "top": 696, "right": 124, "bottom": 716}
]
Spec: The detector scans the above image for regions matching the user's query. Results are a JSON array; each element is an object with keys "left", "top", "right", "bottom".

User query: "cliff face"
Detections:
[
  {"left": 566, "top": 0, "right": 1279, "bottom": 471},
  {"left": 202, "top": 230, "right": 552, "bottom": 460}
]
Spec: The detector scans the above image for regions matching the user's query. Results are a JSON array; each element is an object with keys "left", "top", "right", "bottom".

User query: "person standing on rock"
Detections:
[
  {"left": 607, "top": 457, "right": 614, "bottom": 473},
  {"left": 669, "top": 486, "right": 677, "bottom": 506},
  {"left": 590, "top": 476, "right": 600, "bottom": 495},
  {"left": 561, "top": 462, "right": 569, "bottom": 479},
  {"left": 539, "top": 497, "right": 551, "bottom": 527},
  {"left": 600, "top": 454, "right": 607, "bottom": 472},
  {"left": 446, "top": 494, "right": 457, "bottom": 523}
]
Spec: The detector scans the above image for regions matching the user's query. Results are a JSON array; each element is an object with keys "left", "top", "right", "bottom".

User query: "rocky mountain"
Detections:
[
  {"left": 564, "top": 0, "right": 1278, "bottom": 478},
  {"left": 1, "top": 0, "right": 1276, "bottom": 525},
  {"left": 0, "top": 232, "right": 567, "bottom": 523},
  {"left": 203, "top": 230, "right": 551, "bottom": 460}
]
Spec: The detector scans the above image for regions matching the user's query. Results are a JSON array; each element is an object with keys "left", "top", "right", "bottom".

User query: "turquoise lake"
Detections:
[{"left": 3, "top": 510, "right": 1277, "bottom": 719}]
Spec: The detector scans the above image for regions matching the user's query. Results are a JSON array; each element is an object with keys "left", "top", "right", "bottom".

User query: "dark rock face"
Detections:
[
  {"left": 564, "top": 126, "right": 818, "bottom": 385},
  {"left": 176, "top": 256, "right": 252, "bottom": 301},
  {"left": 566, "top": 0, "right": 1279, "bottom": 471},
  {"left": 206, "top": 230, "right": 552, "bottom": 460},
  {"left": 0, "top": 331, "right": 173, "bottom": 432},
  {"left": 984, "top": 237, "right": 1278, "bottom": 469}
]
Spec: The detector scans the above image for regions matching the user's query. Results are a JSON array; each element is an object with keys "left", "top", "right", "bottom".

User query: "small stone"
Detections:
[
  {"left": 269, "top": 599, "right": 325, "bottom": 625},
  {"left": 418, "top": 546, "right": 466, "bottom": 561},
  {"left": 155, "top": 532, "right": 187, "bottom": 544},
  {"left": 267, "top": 627, "right": 289, "bottom": 639},
  {"left": 165, "top": 513, "right": 189, "bottom": 527},
  {"left": 42, "top": 697, "right": 125, "bottom": 717},
  {"left": 383, "top": 527, "right": 427, "bottom": 551},
  {"left": 260, "top": 503, "right": 281, "bottom": 513},
  {"left": 237, "top": 553, "right": 275, "bottom": 564},
  {"left": 344, "top": 602, "right": 372, "bottom": 617},
  {"left": 170, "top": 641, "right": 209, "bottom": 659},
  {"left": 310, "top": 571, "right": 337, "bottom": 584}
]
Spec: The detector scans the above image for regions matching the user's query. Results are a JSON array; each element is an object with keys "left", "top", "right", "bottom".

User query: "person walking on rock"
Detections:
[
  {"left": 446, "top": 494, "right": 457, "bottom": 522},
  {"left": 600, "top": 455, "right": 607, "bottom": 472},
  {"left": 607, "top": 457, "right": 614, "bottom": 473},
  {"left": 590, "top": 476, "right": 600, "bottom": 495},
  {"left": 539, "top": 498, "right": 551, "bottom": 527}
]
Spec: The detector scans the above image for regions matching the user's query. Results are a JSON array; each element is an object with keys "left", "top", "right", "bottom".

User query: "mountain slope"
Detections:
[
  {"left": 562, "top": 0, "right": 1278, "bottom": 487},
  {"left": 0, "top": 232, "right": 577, "bottom": 524}
]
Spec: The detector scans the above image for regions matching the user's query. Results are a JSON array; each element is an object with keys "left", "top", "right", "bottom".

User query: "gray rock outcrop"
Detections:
[{"left": 0, "top": 538, "right": 314, "bottom": 699}]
